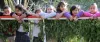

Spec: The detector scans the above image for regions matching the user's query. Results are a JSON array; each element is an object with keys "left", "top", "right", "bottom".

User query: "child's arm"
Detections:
[
  {"left": 94, "top": 13, "right": 100, "bottom": 17},
  {"left": 11, "top": 13, "right": 20, "bottom": 20},
  {"left": 10, "top": 12, "right": 22, "bottom": 23},
  {"left": 3, "top": 13, "right": 10, "bottom": 15},
  {"left": 84, "top": 12, "right": 92, "bottom": 17},
  {"left": 77, "top": 10, "right": 84, "bottom": 18},
  {"left": 32, "top": 14, "right": 40, "bottom": 17},
  {"left": 64, "top": 12, "right": 73, "bottom": 20},
  {"left": 56, "top": 11, "right": 66, "bottom": 19},
  {"left": 19, "top": 13, "right": 28, "bottom": 20},
  {"left": 41, "top": 12, "right": 56, "bottom": 18}
]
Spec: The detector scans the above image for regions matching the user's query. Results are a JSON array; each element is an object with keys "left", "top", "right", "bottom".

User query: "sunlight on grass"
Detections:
[{"left": 63, "top": 35, "right": 86, "bottom": 42}]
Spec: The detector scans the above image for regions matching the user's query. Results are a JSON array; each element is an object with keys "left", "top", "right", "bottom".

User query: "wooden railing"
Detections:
[{"left": 0, "top": 15, "right": 99, "bottom": 20}]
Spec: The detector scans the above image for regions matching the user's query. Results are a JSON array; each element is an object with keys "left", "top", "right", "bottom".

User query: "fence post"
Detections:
[{"left": 43, "top": 19, "right": 46, "bottom": 42}]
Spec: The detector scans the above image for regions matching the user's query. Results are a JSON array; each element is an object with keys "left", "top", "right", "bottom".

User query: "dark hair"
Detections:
[
  {"left": 35, "top": 9, "right": 40, "bottom": 13},
  {"left": 3, "top": 5, "right": 10, "bottom": 10},
  {"left": 70, "top": 5, "right": 80, "bottom": 15},
  {"left": 15, "top": 4, "right": 27, "bottom": 12},
  {"left": 56, "top": 2, "right": 66, "bottom": 13}
]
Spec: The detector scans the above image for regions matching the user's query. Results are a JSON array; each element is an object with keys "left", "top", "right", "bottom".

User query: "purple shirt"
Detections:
[{"left": 64, "top": 10, "right": 84, "bottom": 18}]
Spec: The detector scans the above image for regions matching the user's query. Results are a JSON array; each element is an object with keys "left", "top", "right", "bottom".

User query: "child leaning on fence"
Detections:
[
  {"left": 84, "top": 3, "right": 100, "bottom": 19},
  {"left": 0, "top": 6, "right": 15, "bottom": 42},
  {"left": 31, "top": 5, "right": 56, "bottom": 42},
  {"left": 10, "top": 4, "right": 30, "bottom": 42},
  {"left": 32, "top": 8, "right": 43, "bottom": 42},
  {"left": 56, "top": 2, "right": 72, "bottom": 20},
  {"left": 64, "top": 5, "right": 84, "bottom": 21},
  {"left": 40, "top": 5, "right": 56, "bottom": 19}
]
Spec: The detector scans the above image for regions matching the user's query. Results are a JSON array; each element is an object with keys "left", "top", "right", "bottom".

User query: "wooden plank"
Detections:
[{"left": 0, "top": 16, "right": 99, "bottom": 20}]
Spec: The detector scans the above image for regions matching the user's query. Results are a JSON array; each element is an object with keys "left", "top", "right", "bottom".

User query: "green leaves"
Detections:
[
  {"left": 39, "top": 20, "right": 100, "bottom": 42},
  {"left": 22, "top": 22, "right": 30, "bottom": 32},
  {"left": 0, "top": 20, "right": 19, "bottom": 38}
]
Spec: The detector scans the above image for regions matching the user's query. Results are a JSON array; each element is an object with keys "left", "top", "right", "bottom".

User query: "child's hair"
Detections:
[
  {"left": 45, "top": 5, "right": 55, "bottom": 13},
  {"left": 15, "top": 4, "right": 27, "bottom": 13},
  {"left": 3, "top": 5, "right": 11, "bottom": 10},
  {"left": 56, "top": 2, "right": 66, "bottom": 13},
  {"left": 35, "top": 9, "right": 40, "bottom": 13},
  {"left": 34, "top": 8, "right": 43, "bottom": 14},
  {"left": 70, "top": 5, "right": 80, "bottom": 15},
  {"left": 90, "top": 3, "right": 98, "bottom": 11}
]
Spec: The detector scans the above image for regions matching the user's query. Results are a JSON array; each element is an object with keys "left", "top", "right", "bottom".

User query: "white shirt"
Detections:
[
  {"left": 33, "top": 20, "right": 40, "bottom": 37},
  {"left": 18, "top": 24, "right": 25, "bottom": 32}
]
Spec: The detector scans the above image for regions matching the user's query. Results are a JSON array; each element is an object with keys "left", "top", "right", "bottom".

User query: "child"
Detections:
[
  {"left": 56, "top": 2, "right": 72, "bottom": 20},
  {"left": 84, "top": 3, "right": 100, "bottom": 19},
  {"left": 0, "top": 6, "right": 11, "bottom": 16},
  {"left": 32, "top": 8, "right": 42, "bottom": 42},
  {"left": 0, "top": 6, "right": 15, "bottom": 42},
  {"left": 10, "top": 4, "right": 30, "bottom": 42},
  {"left": 68, "top": 5, "right": 84, "bottom": 21},
  {"left": 40, "top": 5, "right": 56, "bottom": 18},
  {"left": 32, "top": 5, "right": 56, "bottom": 42}
]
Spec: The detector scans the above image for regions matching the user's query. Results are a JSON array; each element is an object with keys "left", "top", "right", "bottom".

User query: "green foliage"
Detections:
[
  {"left": 39, "top": 20, "right": 100, "bottom": 42},
  {"left": 22, "top": 22, "right": 30, "bottom": 32},
  {"left": 0, "top": 20, "right": 19, "bottom": 39},
  {"left": 30, "top": 0, "right": 100, "bottom": 11}
]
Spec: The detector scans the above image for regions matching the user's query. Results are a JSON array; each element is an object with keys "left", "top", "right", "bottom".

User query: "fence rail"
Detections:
[{"left": 0, "top": 16, "right": 99, "bottom": 20}]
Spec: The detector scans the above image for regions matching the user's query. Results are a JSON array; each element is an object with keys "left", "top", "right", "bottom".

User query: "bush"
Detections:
[{"left": 39, "top": 19, "right": 100, "bottom": 42}]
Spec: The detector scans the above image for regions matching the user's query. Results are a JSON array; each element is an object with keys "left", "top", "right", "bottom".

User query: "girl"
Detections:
[
  {"left": 40, "top": 5, "right": 56, "bottom": 18},
  {"left": 32, "top": 5, "right": 56, "bottom": 42},
  {"left": 56, "top": 2, "right": 72, "bottom": 20},
  {"left": 10, "top": 4, "right": 30, "bottom": 42},
  {"left": 0, "top": 6, "right": 14, "bottom": 42},
  {"left": 3, "top": 6, "right": 15, "bottom": 42},
  {"left": 32, "top": 8, "right": 42, "bottom": 42},
  {"left": 67, "top": 5, "right": 84, "bottom": 21},
  {"left": 0, "top": 6, "right": 11, "bottom": 16},
  {"left": 84, "top": 3, "right": 100, "bottom": 19}
]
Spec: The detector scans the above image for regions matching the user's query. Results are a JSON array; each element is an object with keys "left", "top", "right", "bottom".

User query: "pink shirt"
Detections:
[{"left": 84, "top": 11, "right": 100, "bottom": 17}]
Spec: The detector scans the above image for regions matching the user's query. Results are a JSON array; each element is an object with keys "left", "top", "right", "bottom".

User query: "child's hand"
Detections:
[
  {"left": 32, "top": 14, "right": 40, "bottom": 17},
  {"left": 89, "top": 16, "right": 94, "bottom": 19},
  {"left": 20, "top": 14, "right": 27, "bottom": 20},
  {"left": 73, "top": 16, "right": 78, "bottom": 21},
  {"left": 89, "top": 14, "right": 97, "bottom": 19},
  {"left": 69, "top": 16, "right": 73, "bottom": 21},
  {"left": 3, "top": 13, "right": 10, "bottom": 15},
  {"left": 93, "top": 14, "right": 98, "bottom": 19},
  {"left": 12, "top": 14, "right": 23, "bottom": 23},
  {"left": 62, "top": 10, "right": 66, "bottom": 14},
  {"left": 12, "top": 14, "right": 20, "bottom": 21},
  {"left": 35, "top": 14, "right": 40, "bottom": 17},
  {"left": 56, "top": 14, "right": 60, "bottom": 20},
  {"left": 15, "top": 16, "right": 22, "bottom": 23}
]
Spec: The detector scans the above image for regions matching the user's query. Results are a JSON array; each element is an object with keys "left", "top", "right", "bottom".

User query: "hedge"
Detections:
[
  {"left": 0, "top": 20, "right": 100, "bottom": 42},
  {"left": 40, "top": 19, "right": 100, "bottom": 42}
]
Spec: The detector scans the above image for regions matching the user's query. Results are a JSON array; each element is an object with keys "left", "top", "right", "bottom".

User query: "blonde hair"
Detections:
[
  {"left": 90, "top": 3, "right": 98, "bottom": 11},
  {"left": 46, "top": 5, "right": 55, "bottom": 12}
]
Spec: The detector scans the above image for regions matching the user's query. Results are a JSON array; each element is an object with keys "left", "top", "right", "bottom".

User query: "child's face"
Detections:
[
  {"left": 89, "top": 5, "right": 97, "bottom": 13},
  {"left": 15, "top": 8, "right": 22, "bottom": 14},
  {"left": 47, "top": 7, "right": 53, "bottom": 13},
  {"left": 60, "top": 5, "right": 65, "bottom": 11},
  {"left": 36, "top": 10, "right": 41, "bottom": 14},
  {"left": 72, "top": 8, "right": 79, "bottom": 16},
  {"left": 4, "top": 8, "right": 11, "bottom": 14}
]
